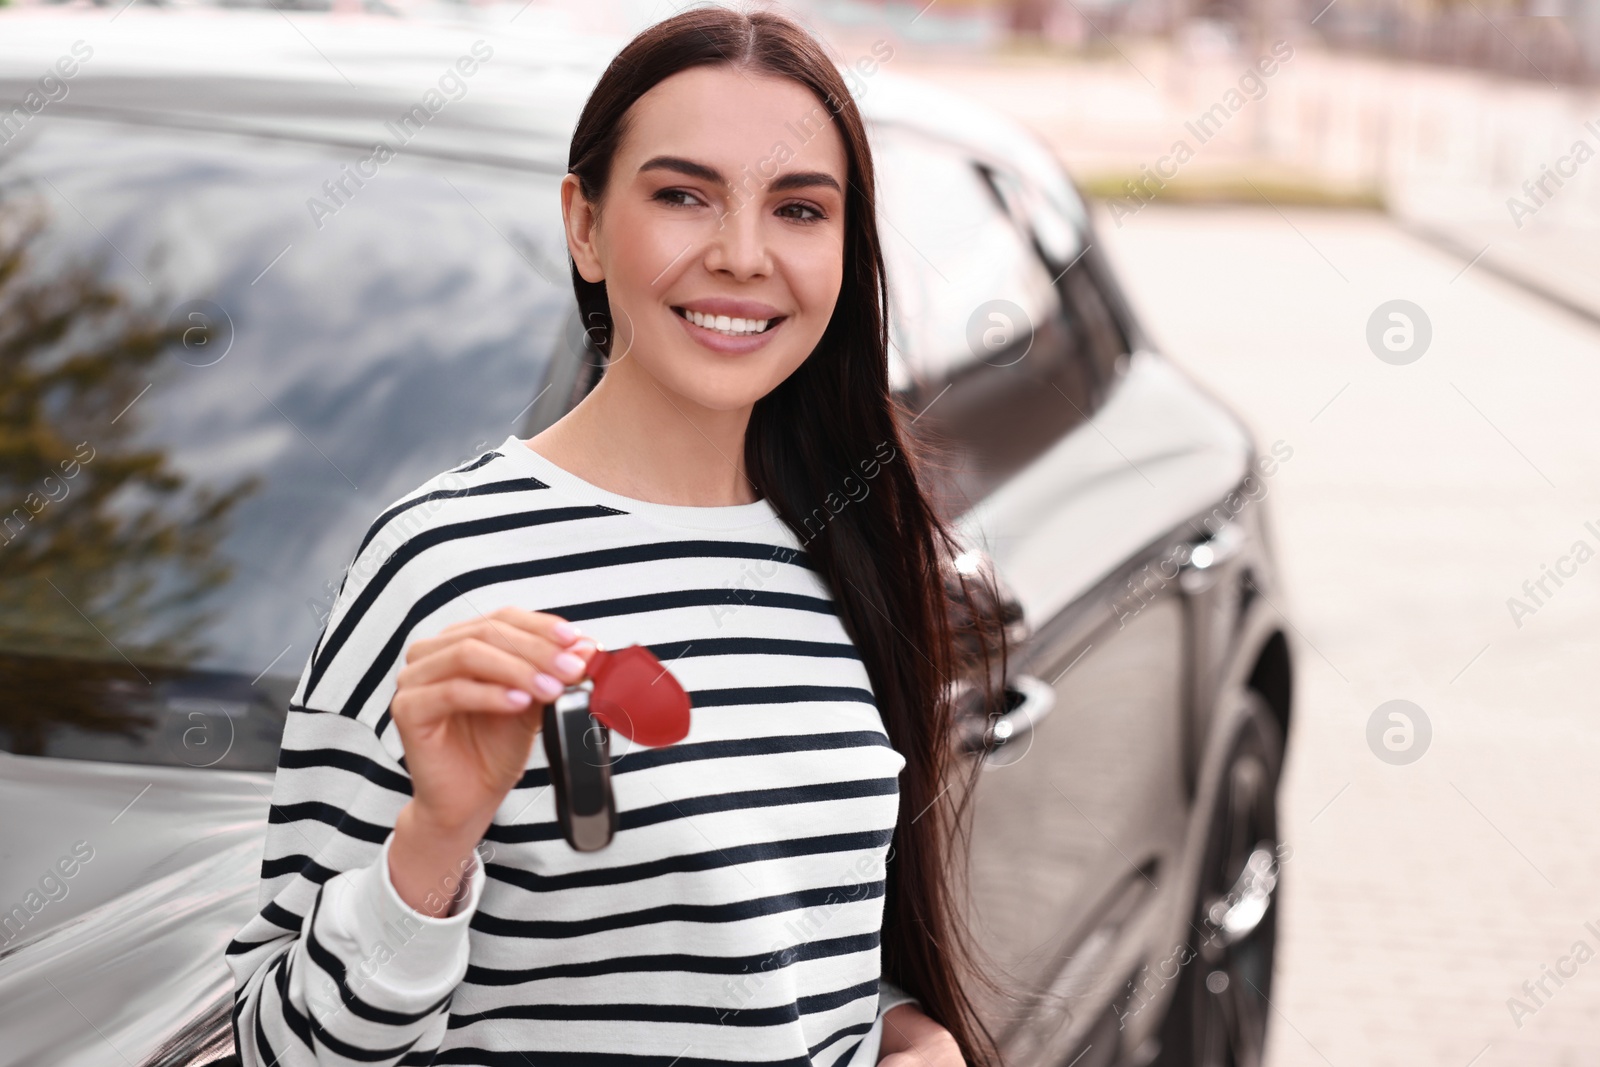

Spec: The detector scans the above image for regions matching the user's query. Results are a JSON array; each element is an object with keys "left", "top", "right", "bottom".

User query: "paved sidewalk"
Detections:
[
  {"left": 1093, "top": 202, "right": 1600, "bottom": 1067},
  {"left": 1396, "top": 214, "right": 1600, "bottom": 329}
]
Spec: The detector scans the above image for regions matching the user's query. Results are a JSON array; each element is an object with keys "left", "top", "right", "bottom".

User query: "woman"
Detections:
[{"left": 227, "top": 6, "right": 1007, "bottom": 1066}]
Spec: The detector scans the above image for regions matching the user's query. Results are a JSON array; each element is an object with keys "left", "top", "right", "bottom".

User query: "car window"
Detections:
[
  {"left": 1062, "top": 247, "right": 1132, "bottom": 399},
  {"left": 980, "top": 163, "right": 1131, "bottom": 391},
  {"left": 0, "top": 116, "right": 573, "bottom": 770},
  {"left": 875, "top": 127, "right": 1062, "bottom": 386},
  {"left": 873, "top": 128, "right": 1101, "bottom": 513},
  {"left": 979, "top": 163, "right": 1081, "bottom": 272}
]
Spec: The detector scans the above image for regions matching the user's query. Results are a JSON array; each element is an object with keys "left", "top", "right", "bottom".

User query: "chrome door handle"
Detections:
[{"left": 981, "top": 674, "right": 1056, "bottom": 753}]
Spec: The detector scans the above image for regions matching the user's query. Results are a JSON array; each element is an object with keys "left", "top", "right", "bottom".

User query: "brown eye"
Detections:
[
  {"left": 779, "top": 201, "right": 827, "bottom": 224},
  {"left": 654, "top": 188, "right": 702, "bottom": 208}
]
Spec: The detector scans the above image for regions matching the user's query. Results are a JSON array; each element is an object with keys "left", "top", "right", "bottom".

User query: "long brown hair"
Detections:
[{"left": 566, "top": 6, "right": 1009, "bottom": 1064}]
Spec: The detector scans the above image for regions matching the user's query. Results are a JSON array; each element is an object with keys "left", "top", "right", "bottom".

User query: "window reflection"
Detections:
[
  {"left": 0, "top": 119, "right": 570, "bottom": 767},
  {"left": 875, "top": 128, "right": 1102, "bottom": 515},
  {"left": 876, "top": 126, "right": 1062, "bottom": 386}
]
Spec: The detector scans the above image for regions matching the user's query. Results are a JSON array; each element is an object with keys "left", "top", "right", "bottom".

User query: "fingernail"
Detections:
[
  {"left": 553, "top": 652, "right": 585, "bottom": 678},
  {"left": 552, "top": 621, "right": 581, "bottom": 643},
  {"left": 505, "top": 688, "right": 533, "bottom": 707},
  {"left": 532, "top": 673, "right": 564, "bottom": 699},
  {"left": 571, "top": 638, "right": 598, "bottom": 656}
]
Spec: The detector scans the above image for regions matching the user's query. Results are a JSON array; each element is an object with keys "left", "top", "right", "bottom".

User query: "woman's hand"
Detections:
[
  {"left": 387, "top": 607, "right": 596, "bottom": 914},
  {"left": 878, "top": 1003, "right": 965, "bottom": 1066}
]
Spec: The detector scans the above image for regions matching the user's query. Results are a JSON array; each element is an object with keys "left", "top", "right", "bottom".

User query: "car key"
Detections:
[{"left": 542, "top": 644, "right": 692, "bottom": 851}]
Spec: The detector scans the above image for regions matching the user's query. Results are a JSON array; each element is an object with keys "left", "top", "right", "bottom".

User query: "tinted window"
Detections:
[
  {"left": 873, "top": 128, "right": 1101, "bottom": 513},
  {"left": 981, "top": 162, "right": 1130, "bottom": 390},
  {"left": 0, "top": 114, "right": 575, "bottom": 769}
]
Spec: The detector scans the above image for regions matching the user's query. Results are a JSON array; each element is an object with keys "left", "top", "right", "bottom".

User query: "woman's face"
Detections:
[{"left": 563, "top": 65, "right": 849, "bottom": 414}]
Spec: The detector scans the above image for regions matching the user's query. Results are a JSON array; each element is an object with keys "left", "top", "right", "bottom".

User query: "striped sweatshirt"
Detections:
[{"left": 226, "top": 433, "right": 919, "bottom": 1067}]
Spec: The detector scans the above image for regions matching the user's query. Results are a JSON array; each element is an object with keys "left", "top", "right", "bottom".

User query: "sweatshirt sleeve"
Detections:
[
  {"left": 224, "top": 702, "right": 489, "bottom": 1066},
  {"left": 877, "top": 977, "right": 920, "bottom": 1018},
  {"left": 225, "top": 498, "right": 488, "bottom": 1067},
  {"left": 840, "top": 979, "right": 922, "bottom": 1067}
]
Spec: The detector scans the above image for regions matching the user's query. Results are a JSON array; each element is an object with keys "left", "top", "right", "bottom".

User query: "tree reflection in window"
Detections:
[{"left": 0, "top": 186, "right": 258, "bottom": 760}]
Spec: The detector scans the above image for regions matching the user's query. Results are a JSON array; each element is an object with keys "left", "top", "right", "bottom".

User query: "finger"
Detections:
[
  {"left": 471, "top": 612, "right": 586, "bottom": 669},
  {"left": 392, "top": 676, "right": 544, "bottom": 731},
  {"left": 458, "top": 620, "right": 592, "bottom": 684},
  {"left": 432, "top": 604, "right": 543, "bottom": 638},
  {"left": 478, "top": 605, "right": 585, "bottom": 645},
  {"left": 399, "top": 637, "right": 569, "bottom": 701},
  {"left": 408, "top": 609, "right": 581, "bottom": 663},
  {"left": 472, "top": 624, "right": 592, "bottom": 685},
  {"left": 406, "top": 615, "right": 565, "bottom": 670}
]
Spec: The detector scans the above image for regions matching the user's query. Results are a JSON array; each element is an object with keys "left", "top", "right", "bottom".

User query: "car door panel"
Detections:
[
  {"left": 900, "top": 160, "right": 1256, "bottom": 1060},
  {"left": 955, "top": 347, "right": 1253, "bottom": 629},
  {"left": 959, "top": 574, "right": 1190, "bottom": 1064}
]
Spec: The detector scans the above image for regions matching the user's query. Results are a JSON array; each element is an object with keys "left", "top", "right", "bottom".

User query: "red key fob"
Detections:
[
  {"left": 585, "top": 645, "right": 692, "bottom": 747},
  {"left": 542, "top": 644, "right": 691, "bottom": 851}
]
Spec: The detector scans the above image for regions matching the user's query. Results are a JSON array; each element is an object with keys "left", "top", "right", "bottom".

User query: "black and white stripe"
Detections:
[{"left": 226, "top": 434, "right": 915, "bottom": 1066}]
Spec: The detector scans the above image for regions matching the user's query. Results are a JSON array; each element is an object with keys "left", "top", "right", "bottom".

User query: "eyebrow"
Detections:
[{"left": 638, "top": 155, "right": 842, "bottom": 196}]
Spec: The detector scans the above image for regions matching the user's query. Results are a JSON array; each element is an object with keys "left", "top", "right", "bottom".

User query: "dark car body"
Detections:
[{"left": 0, "top": 11, "right": 1294, "bottom": 1067}]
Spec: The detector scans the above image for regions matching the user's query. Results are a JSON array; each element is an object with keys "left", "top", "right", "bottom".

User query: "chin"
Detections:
[
  {"left": 674, "top": 381, "right": 781, "bottom": 413},
  {"left": 649, "top": 355, "right": 803, "bottom": 413}
]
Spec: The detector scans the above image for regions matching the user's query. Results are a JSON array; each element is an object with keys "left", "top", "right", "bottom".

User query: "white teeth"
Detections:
[{"left": 679, "top": 307, "right": 770, "bottom": 335}]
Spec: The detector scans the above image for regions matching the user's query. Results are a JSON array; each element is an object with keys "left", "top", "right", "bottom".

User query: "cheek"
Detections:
[
  {"left": 789, "top": 241, "right": 845, "bottom": 321},
  {"left": 600, "top": 205, "right": 692, "bottom": 295},
  {"left": 616, "top": 235, "right": 684, "bottom": 296}
]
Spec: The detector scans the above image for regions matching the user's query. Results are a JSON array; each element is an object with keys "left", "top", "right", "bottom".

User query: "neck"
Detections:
[{"left": 526, "top": 357, "right": 760, "bottom": 507}]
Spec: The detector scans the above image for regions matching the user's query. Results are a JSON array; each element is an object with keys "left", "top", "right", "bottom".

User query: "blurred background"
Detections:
[{"left": 2, "top": 0, "right": 1597, "bottom": 1063}]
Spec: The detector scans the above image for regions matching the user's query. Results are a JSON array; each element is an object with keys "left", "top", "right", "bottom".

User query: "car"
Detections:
[{"left": 0, "top": 10, "right": 1295, "bottom": 1067}]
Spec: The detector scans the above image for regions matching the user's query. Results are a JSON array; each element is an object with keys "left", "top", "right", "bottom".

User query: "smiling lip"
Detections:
[
  {"left": 670, "top": 304, "right": 788, "bottom": 354},
  {"left": 674, "top": 297, "right": 783, "bottom": 320}
]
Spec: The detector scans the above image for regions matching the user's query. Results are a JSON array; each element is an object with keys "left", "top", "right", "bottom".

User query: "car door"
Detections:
[
  {"left": 965, "top": 310, "right": 1257, "bottom": 1067},
  {"left": 874, "top": 129, "right": 1239, "bottom": 1065},
  {"left": 0, "top": 99, "right": 579, "bottom": 1066}
]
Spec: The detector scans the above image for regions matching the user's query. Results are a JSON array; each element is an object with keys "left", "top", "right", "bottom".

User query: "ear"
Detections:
[{"left": 561, "top": 173, "right": 605, "bottom": 284}]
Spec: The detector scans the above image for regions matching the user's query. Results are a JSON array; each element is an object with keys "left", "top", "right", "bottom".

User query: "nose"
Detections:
[{"left": 703, "top": 195, "right": 773, "bottom": 280}]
